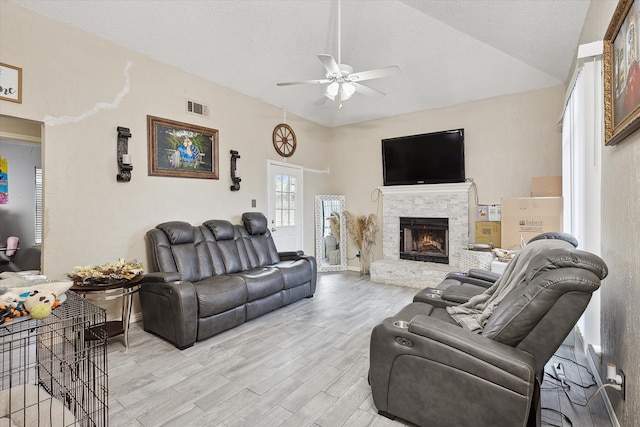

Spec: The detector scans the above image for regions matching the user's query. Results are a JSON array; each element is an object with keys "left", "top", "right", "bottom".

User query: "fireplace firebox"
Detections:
[{"left": 399, "top": 217, "right": 449, "bottom": 264}]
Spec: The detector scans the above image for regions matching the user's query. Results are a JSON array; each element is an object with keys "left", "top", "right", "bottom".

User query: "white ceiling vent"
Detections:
[{"left": 186, "top": 99, "right": 210, "bottom": 118}]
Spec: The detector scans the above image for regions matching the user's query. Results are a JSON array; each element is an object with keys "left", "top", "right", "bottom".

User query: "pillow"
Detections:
[{"left": 7, "top": 281, "right": 73, "bottom": 301}]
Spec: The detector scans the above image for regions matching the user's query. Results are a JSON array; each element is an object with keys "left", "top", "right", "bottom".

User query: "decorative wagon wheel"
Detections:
[{"left": 272, "top": 123, "right": 297, "bottom": 157}]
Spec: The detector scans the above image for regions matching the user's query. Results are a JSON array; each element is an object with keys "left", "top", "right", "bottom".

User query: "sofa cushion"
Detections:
[
  {"left": 148, "top": 224, "right": 213, "bottom": 282},
  {"left": 482, "top": 267, "right": 602, "bottom": 346},
  {"left": 193, "top": 275, "right": 247, "bottom": 317},
  {"left": 238, "top": 224, "right": 280, "bottom": 267},
  {"left": 242, "top": 212, "right": 268, "bottom": 235},
  {"left": 235, "top": 267, "right": 283, "bottom": 301},
  {"left": 203, "top": 220, "right": 250, "bottom": 273},
  {"left": 274, "top": 259, "right": 311, "bottom": 289}
]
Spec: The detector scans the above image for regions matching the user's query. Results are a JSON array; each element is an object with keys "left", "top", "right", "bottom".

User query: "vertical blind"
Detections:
[{"left": 34, "top": 167, "right": 42, "bottom": 245}]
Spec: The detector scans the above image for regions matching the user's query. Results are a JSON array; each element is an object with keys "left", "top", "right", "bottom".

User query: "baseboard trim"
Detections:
[
  {"left": 579, "top": 333, "right": 621, "bottom": 427},
  {"left": 130, "top": 311, "right": 143, "bottom": 324}
]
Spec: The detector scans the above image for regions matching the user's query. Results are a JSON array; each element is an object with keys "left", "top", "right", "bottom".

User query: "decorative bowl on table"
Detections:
[{"left": 67, "top": 258, "right": 143, "bottom": 286}]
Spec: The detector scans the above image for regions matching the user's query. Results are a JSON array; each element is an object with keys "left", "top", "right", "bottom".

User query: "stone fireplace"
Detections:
[{"left": 370, "top": 182, "right": 472, "bottom": 288}]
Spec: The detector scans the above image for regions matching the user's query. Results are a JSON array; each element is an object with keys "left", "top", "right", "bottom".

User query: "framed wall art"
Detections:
[
  {"left": 604, "top": 0, "right": 640, "bottom": 145},
  {"left": 147, "top": 115, "right": 219, "bottom": 179},
  {"left": 0, "top": 62, "right": 22, "bottom": 103}
]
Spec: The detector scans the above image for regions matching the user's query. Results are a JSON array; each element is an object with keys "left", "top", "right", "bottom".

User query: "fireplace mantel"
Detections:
[{"left": 378, "top": 182, "right": 472, "bottom": 196}]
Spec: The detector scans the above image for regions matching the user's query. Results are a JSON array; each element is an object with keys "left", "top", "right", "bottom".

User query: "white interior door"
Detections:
[{"left": 267, "top": 161, "right": 303, "bottom": 251}]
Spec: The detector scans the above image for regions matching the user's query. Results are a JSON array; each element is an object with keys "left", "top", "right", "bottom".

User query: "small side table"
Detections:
[{"left": 70, "top": 275, "right": 142, "bottom": 348}]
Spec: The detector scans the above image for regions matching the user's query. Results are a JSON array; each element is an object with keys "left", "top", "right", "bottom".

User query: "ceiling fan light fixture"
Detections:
[
  {"left": 340, "top": 82, "right": 356, "bottom": 100},
  {"left": 326, "top": 81, "right": 339, "bottom": 100}
]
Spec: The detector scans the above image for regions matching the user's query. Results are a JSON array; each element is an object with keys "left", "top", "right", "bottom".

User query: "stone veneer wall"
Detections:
[{"left": 370, "top": 182, "right": 472, "bottom": 288}]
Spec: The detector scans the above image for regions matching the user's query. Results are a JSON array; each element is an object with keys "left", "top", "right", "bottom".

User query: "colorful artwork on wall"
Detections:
[{"left": 0, "top": 156, "right": 8, "bottom": 204}]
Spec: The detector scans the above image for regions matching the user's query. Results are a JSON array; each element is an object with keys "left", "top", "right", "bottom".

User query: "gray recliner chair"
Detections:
[{"left": 369, "top": 239, "right": 607, "bottom": 427}]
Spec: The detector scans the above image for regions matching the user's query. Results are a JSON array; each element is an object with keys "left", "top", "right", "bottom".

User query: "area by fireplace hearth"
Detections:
[{"left": 399, "top": 217, "right": 449, "bottom": 264}]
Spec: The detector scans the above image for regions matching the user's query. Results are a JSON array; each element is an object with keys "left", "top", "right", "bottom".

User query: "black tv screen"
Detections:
[{"left": 382, "top": 129, "right": 465, "bottom": 186}]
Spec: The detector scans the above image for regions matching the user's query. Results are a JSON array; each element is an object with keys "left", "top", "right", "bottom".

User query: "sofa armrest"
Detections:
[
  {"left": 468, "top": 268, "right": 500, "bottom": 283},
  {"left": 277, "top": 252, "right": 317, "bottom": 295},
  {"left": 142, "top": 271, "right": 183, "bottom": 282},
  {"left": 407, "top": 315, "right": 533, "bottom": 378},
  {"left": 138, "top": 279, "right": 198, "bottom": 349},
  {"left": 444, "top": 271, "right": 496, "bottom": 289},
  {"left": 278, "top": 250, "right": 305, "bottom": 260}
]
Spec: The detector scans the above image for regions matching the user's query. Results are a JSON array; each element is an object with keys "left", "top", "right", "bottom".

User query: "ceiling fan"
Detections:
[{"left": 276, "top": 0, "right": 401, "bottom": 109}]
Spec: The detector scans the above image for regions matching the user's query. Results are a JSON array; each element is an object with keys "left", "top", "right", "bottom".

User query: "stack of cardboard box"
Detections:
[
  {"left": 474, "top": 205, "right": 502, "bottom": 247},
  {"left": 500, "top": 176, "right": 563, "bottom": 250},
  {"left": 473, "top": 176, "right": 563, "bottom": 251}
]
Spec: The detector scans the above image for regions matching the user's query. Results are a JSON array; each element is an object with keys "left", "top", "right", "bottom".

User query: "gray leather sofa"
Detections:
[
  {"left": 140, "top": 212, "right": 317, "bottom": 349},
  {"left": 369, "top": 236, "right": 607, "bottom": 427}
]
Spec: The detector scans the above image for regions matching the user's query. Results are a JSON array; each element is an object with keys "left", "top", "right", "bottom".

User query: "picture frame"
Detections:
[
  {"left": 147, "top": 115, "right": 219, "bottom": 179},
  {"left": 0, "top": 62, "right": 22, "bottom": 103},
  {"left": 604, "top": 0, "right": 640, "bottom": 145}
]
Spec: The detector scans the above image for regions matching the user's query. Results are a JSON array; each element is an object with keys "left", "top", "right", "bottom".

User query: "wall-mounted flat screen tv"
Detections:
[{"left": 382, "top": 128, "right": 465, "bottom": 186}]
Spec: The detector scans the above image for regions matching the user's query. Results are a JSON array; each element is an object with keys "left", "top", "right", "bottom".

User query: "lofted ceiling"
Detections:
[{"left": 9, "top": 0, "right": 591, "bottom": 128}]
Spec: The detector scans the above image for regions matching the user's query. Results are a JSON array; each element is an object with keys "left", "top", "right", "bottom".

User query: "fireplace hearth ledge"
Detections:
[{"left": 370, "top": 259, "right": 454, "bottom": 289}]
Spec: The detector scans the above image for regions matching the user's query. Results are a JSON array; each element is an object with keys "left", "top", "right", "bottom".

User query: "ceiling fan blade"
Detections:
[
  {"left": 277, "top": 79, "right": 332, "bottom": 86},
  {"left": 348, "top": 65, "right": 401, "bottom": 82},
  {"left": 354, "top": 83, "right": 385, "bottom": 99},
  {"left": 313, "top": 94, "right": 330, "bottom": 106},
  {"left": 317, "top": 54, "right": 342, "bottom": 77}
]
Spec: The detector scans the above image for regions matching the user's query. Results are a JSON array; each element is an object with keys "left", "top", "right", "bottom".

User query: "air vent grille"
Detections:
[{"left": 186, "top": 99, "right": 210, "bottom": 117}]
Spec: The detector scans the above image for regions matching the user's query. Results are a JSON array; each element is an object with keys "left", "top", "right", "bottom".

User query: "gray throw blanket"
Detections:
[{"left": 446, "top": 239, "right": 573, "bottom": 332}]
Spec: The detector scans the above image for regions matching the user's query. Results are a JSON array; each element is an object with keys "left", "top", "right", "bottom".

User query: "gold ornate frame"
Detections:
[
  {"left": 147, "top": 115, "right": 219, "bottom": 179},
  {"left": 604, "top": 0, "right": 640, "bottom": 145}
]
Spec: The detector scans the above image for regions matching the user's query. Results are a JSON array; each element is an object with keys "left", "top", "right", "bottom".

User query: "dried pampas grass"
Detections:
[
  {"left": 328, "top": 212, "right": 341, "bottom": 240},
  {"left": 345, "top": 211, "right": 378, "bottom": 274}
]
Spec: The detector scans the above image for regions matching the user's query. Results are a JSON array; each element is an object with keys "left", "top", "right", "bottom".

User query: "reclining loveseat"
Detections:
[
  {"left": 140, "top": 212, "right": 317, "bottom": 349},
  {"left": 369, "top": 233, "right": 607, "bottom": 427}
]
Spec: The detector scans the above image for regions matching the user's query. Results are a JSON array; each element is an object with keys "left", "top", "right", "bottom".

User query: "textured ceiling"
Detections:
[{"left": 9, "top": 0, "right": 591, "bottom": 127}]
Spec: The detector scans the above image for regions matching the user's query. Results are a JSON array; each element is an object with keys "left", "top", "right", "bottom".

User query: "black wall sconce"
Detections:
[
  {"left": 230, "top": 150, "right": 241, "bottom": 191},
  {"left": 116, "top": 126, "right": 133, "bottom": 182}
]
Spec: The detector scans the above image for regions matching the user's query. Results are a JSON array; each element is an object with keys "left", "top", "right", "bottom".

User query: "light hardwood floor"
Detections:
[{"left": 107, "top": 271, "right": 612, "bottom": 427}]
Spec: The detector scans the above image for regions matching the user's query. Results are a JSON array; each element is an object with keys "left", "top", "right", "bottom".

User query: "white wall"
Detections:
[
  {"left": 0, "top": 2, "right": 332, "bottom": 281},
  {"left": 578, "top": 1, "right": 640, "bottom": 424},
  {"left": 330, "top": 86, "right": 565, "bottom": 269}
]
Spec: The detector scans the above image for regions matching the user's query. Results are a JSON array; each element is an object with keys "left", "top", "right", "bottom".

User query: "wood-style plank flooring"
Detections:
[{"left": 107, "top": 271, "right": 612, "bottom": 426}]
